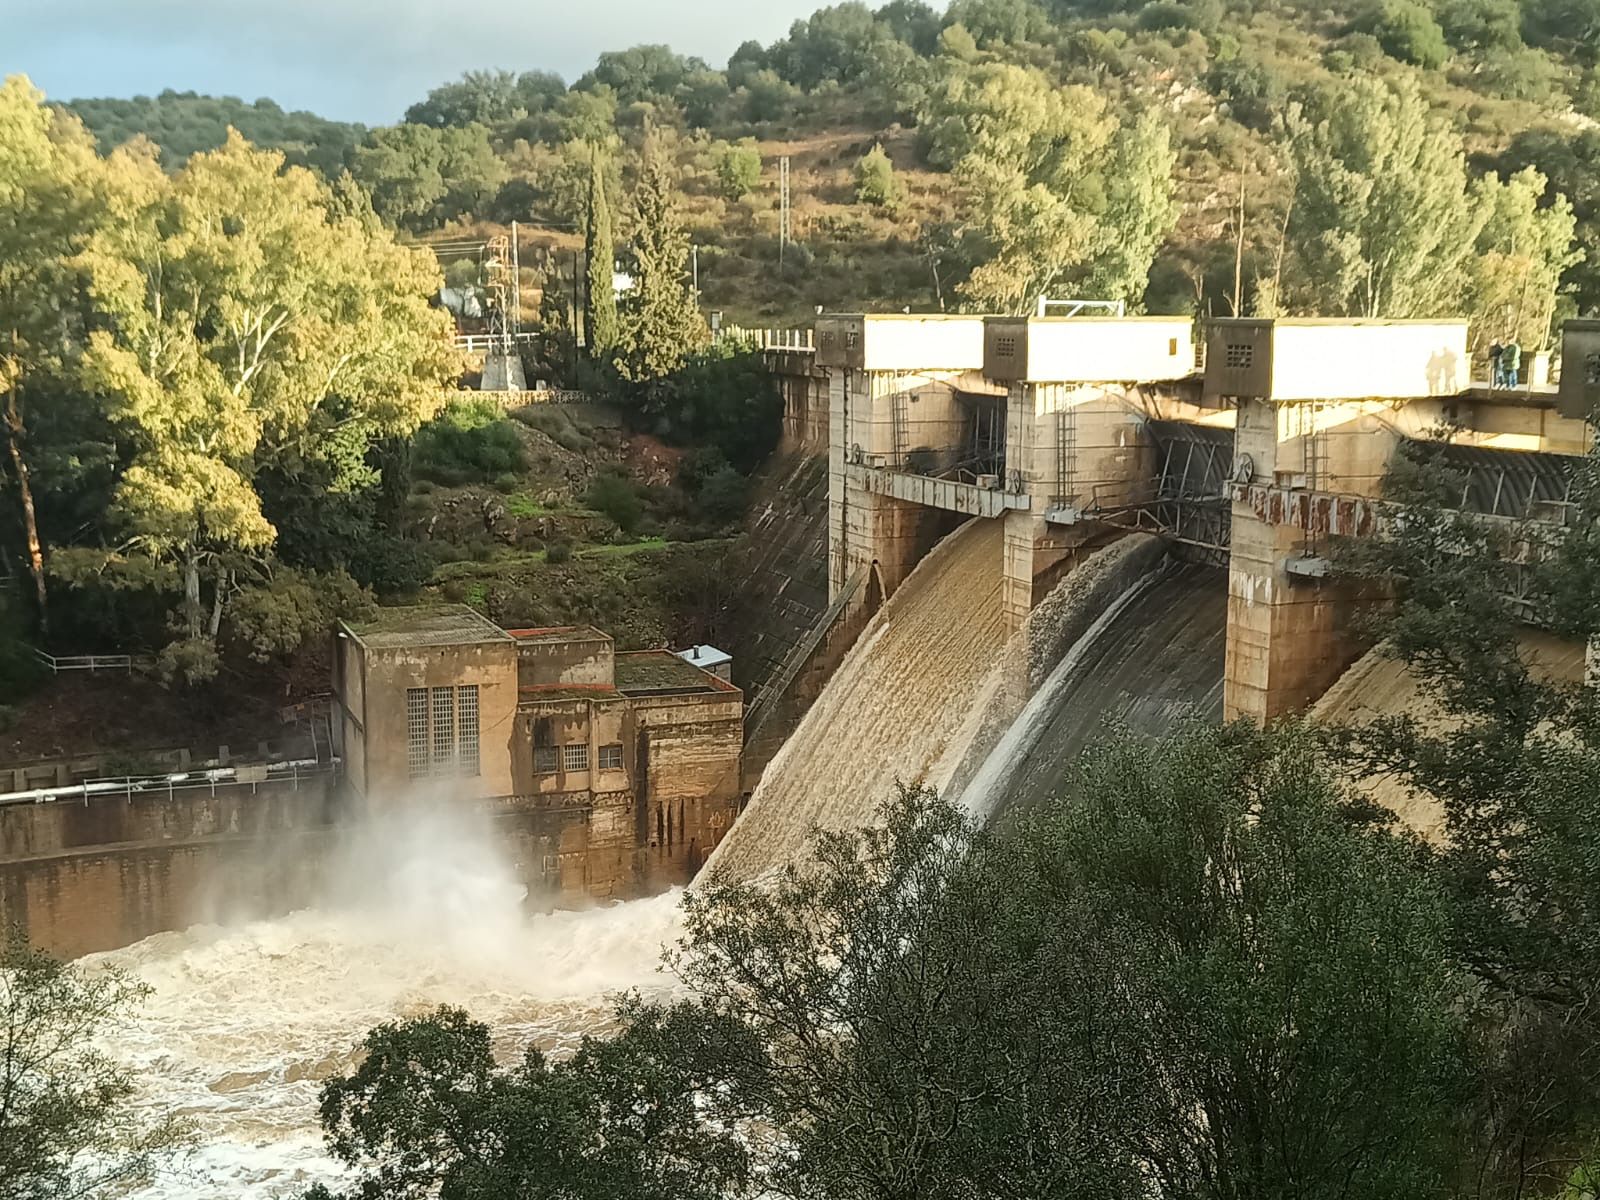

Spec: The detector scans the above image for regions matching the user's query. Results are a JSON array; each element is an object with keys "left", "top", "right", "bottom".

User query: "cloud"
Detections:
[{"left": 3, "top": 0, "right": 816, "bottom": 123}]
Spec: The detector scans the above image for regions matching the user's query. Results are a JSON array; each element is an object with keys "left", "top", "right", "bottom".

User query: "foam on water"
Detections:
[{"left": 89, "top": 806, "right": 684, "bottom": 1198}]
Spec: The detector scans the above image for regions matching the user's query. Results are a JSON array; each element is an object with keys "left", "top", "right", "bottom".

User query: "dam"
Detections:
[{"left": 0, "top": 316, "right": 1594, "bottom": 1196}]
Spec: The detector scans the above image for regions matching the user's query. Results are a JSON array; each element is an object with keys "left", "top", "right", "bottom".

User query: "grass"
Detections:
[{"left": 578, "top": 537, "right": 670, "bottom": 558}]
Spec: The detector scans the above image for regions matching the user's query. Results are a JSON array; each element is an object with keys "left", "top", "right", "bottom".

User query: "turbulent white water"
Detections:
[{"left": 89, "top": 808, "right": 684, "bottom": 1198}]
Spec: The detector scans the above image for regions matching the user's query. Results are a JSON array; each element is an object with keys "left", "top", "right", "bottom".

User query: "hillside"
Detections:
[{"left": 60, "top": 0, "right": 1599, "bottom": 329}]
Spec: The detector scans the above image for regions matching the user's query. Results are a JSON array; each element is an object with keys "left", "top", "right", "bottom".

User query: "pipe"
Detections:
[{"left": 0, "top": 758, "right": 337, "bottom": 807}]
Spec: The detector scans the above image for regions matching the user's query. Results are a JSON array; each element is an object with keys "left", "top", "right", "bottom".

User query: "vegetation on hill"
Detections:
[{"left": 60, "top": 0, "right": 1598, "bottom": 346}]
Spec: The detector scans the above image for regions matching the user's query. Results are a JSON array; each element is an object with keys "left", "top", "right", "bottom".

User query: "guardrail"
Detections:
[
  {"left": 716, "top": 326, "right": 816, "bottom": 353},
  {"left": 481, "top": 388, "right": 593, "bottom": 410},
  {"left": 0, "top": 758, "right": 338, "bottom": 807},
  {"left": 453, "top": 332, "right": 539, "bottom": 352},
  {"left": 32, "top": 650, "right": 135, "bottom": 674}
]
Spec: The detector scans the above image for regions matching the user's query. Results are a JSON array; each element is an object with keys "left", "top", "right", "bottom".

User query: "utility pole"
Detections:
[
  {"left": 510, "top": 220, "right": 521, "bottom": 337},
  {"left": 692, "top": 243, "right": 699, "bottom": 301},
  {"left": 779, "top": 155, "right": 790, "bottom": 270},
  {"left": 571, "top": 248, "right": 581, "bottom": 376}
]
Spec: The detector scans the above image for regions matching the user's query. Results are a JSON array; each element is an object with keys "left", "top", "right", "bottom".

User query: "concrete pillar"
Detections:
[
  {"left": 1224, "top": 509, "right": 1365, "bottom": 723},
  {"left": 1001, "top": 511, "right": 1042, "bottom": 635}
]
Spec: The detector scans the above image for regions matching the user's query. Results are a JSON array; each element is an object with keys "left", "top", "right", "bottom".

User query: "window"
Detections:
[
  {"left": 431, "top": 686, "right": 455, "bottom": 774},
  {"left": 1587, "top": 353, "right": 1600, "bottom": 386},
  {"left": 563, "top": 743, "right": 590, "bottom": 772},
  {"left": 1225, "top": 342, "right": 1254, "bottom": 369},
  {"left": 408, "top": 684, "right": 479, "bottom": 779},
  {"left": 456, "top": 686, "right": 480, "bottom": 777},
  {"left": 406, "top": 688, "right": 429, "bottom": 779},
  {"left": 599, "top": 743, "right": 624, "bottom": 771},
  {"left": 534, "top": 746, "right": 559, "bottom": 775},
  {"left": 1168, "top": 337, "right": 1179, "bottom": 356},
  {"left": 994, "top": 335, "right": 1017, "bottom": 358},
  {"left": 844, "top": 331, "right": 860, "bottom": 350}
]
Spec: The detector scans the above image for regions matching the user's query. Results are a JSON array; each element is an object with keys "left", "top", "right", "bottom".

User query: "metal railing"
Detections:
[
  {"left": 480, "top": 388, "right": 593, "bottom": 410},
  {"left": 32, "top": 649, "right": 135, "bottom": 674},
  {"left": 716, "top": 325, "right": 816, "bottom": 353},
  {"left": 453, "top": 331, "right": 539, "bottom": 352},
  {"left": 0, "top": 758, "right": 338, "bottom": 807}
]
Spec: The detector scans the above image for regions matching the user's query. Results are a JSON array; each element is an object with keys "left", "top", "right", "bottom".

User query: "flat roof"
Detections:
[
  {"left": 345, "top": 604, "right": 513, "bottom": 651},
  {"left": 519, "top": 682, "right": 622, "bottom": 704},
  {"left": 677, "top": 644, "right": 732, "bottom": 669},
  {"left": 506, "top": 624, "right": 611, "bottom": 645},
  {"left": 615, "top": 650, "right": 734, "bottom": 696}
]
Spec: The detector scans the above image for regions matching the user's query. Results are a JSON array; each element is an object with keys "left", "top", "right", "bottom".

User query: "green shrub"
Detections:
[
  {"left": 697, "top": 465, "right": 752, "bottom": 526},
  {"left": 715, "top": 138, "right": 763, "bottom": 200},
  {"left": 545, "top": 539, "right": 574, "bottom": 564},
  {"left": 1361, "top": 0, "right": 1450, "bottom": 68},
  {"left": 492, "top": 473, "right": 520, "bottom": 494},
  {"left": 584, "top": 470, "right": 645, "bottom": 534},
  {"left": 413, "top": 398, "right": 526, "bottom": 485},
  {"left": 854, "top": 143, "right": 901, "bottom": 209},
  {"left": 513, "top": 405, "right": 596, "bottom": 454}
]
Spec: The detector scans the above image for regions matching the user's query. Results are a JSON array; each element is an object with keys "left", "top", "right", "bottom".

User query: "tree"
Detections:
[
  {"left": 944, "top": 0, "right": 1053, "bottom": 47},
  {"left": 577, "top": 45, "right": 701, "bottom": 107},
  {"left": 1438, "top": 0, "right": 1524, "bottom": 52},
  {"left": 306, "top": 1004, "right": 750, "bottom": 1200},
  {"left": 1331, "top": 432, "right": 1600, "bottom": 1196},
  {"left": 1463, "top": 167, "right": 1579, "bottom": 353},
  {"left": 768, "top": 3, "right": 892, "bottom": 89},
  {"left": 350, "top": 123, "right": 505, "bottom": 232},
  {"left": 876, "top": 0, "right": 942, "bottom": 53},
  {"left": 714, "top": 138, "right": 762, "bottom": 200},
  {"left": 1497, "top": 127, "right": 1600, "bottom": 314},
  {"left": 854, "top": 142, "right": 901, "bottom": 208},
  {"left": 0, "top": 76, "right": 105, "bottom": 631},
  {"left": 1284, "top": 75, "right": 1480, "bottom": 317},
  {"left": 1361, "top": 0, "right": 1451, "bottom": 67},
  {"left": 584, "top": 150, "right": 619, "bottom": 358},
  {"left": 669, "top": 728, "right": 1465, "bottom": 1199},
  {"left": 919, "top": 62, "right": 1176, "bottom": 311},
  {"left": 1, "top": 939, "right": 190, "bottom": 1197},
  {"left": 55, "top": 130, "right": 458, "bottom": 680},
  {"left": 405, "top": 69, "right": 524, "bottom": 128},
  {"left": 617, "top": 134, "right": 706, "bottom": 383}
]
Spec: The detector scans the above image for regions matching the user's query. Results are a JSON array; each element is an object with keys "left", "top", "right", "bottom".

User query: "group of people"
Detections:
[{"left": 1489, "top": 339, "right": 1523, "bottom": 389}]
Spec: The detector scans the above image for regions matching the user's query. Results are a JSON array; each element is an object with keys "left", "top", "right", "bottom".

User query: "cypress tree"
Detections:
[
  {"left": 583, "top": 151, "right": 618, "bottom": 358},
  {"left": 618, "top": 132, "right": 706, "bottom": 382}
]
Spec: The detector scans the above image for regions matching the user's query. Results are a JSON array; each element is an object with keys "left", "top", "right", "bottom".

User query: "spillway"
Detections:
[
  {"left": 706, "top": 519, "right": 1006, "bottom": 880},
  {"left": 967, "top": 560, "right": 1227, "bottom": 819}
]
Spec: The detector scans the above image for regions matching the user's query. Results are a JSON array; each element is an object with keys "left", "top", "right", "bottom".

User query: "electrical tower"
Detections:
[{"left": 779, "top": 155, "right": 790, "bottom": 269}]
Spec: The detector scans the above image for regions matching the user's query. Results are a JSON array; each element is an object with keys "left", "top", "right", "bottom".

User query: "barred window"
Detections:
[
  {"left": 1225, "top": 342, "right": 1254, "bottom": 369},
  {"left": 455, "top": 686, "right": 480, "bottom": 777},
  {"left": 599, "top": 743, "right": 624, "bottom": 771},
  {"left": 534, "top": 746, "right": 559, "bottom": 775},
  {"left": 994, "top": 336, "right": 1017, "bottom": 358},
  {"left": 406, "top": 688, "right": 429, "bottom": 779},
  {"left": 431, "top": 686, "right": 455, "bottom": 774},
  {"left": 562, "top": 743, "right": 590, "bottom": 772}
]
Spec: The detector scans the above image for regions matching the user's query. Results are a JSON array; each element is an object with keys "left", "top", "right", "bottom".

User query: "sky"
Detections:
[{"left": 2, "top": 0, "right": 823, "bottom": 124}]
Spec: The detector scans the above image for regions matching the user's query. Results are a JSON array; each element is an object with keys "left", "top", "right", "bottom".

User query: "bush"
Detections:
[
  {"left": 1361, "top": 0, "right": 1450, "bottom": 68},
  {"left": 585, "top": 470, "right": 645, "bottom": 534},
  {"left": 513, "top": 406, "right": 597, "bottom": 454},
  {"left": 621, "top": 343, "right": 782, "bottom": 473},
  {"left": 854, "top": 143, "right": 901, "bottom": 209},
  {"left": 696, "top": 465, "right": 751, "bottom": 526},
  {"left": 545, "top": 538, "right": 573, "bottom": 564},
  {"left": 413, "top": 398, "right": 526, "bottom": 485},
  {"left": 715, "top": 139, "right": 762, "bottom": 200}
]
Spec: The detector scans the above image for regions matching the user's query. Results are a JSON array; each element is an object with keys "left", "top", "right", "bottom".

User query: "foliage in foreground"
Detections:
[
  {"left": 313, "top": 725, "right": 1484, "bottom": 1200},
  {"left": 0, "top": 940, "right": 190, "bottom": 1199}
]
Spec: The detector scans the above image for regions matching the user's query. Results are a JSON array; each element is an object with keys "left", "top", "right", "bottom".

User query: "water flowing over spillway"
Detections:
[
  {"left": 705, "top": 519, "right": 1007, "bottom": 880},
  {"left": 962, "top": 560, "right": 1227, "bottom": 819}
]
